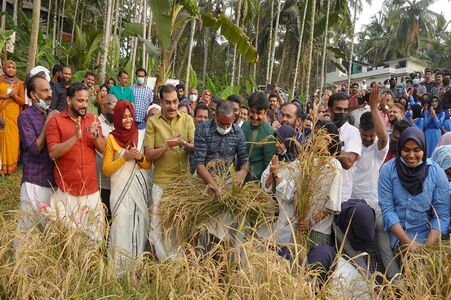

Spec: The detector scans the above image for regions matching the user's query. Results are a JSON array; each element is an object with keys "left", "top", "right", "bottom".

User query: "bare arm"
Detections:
[
  {"left": 49, "top": 135, "right": 78, "bottom": 160},
  {"left": 369, "top": 85, "right": 388, "bottom": 150},
  {"left": 196, "top": 163, "right": 221, "bottom": 197},
  {"left": 144, "top": 144, "right": 169, "bottom": 161},
  {"left": 338, "top": 152, "right": 359, "bottom": 170}
]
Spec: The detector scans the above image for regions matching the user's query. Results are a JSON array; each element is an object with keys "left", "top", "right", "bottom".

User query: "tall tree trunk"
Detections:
[
  {"left": 202, "top": 28, "right": 208, "bottom": 83},
  {"left": 71, "top": 0, "right": 80, "bottom": 42},
  {"left": 80, "top": 0, "right": 85, "bottom": 31},
  {"left": 172, "top": 46, "right": 177, "bottom": 77},
  {"left": 13, "top": 0, "right": 19, "bottom": 25},
  {"left": 230, "top": 0, "right": 242, "bottom": 86},
  {"left": 142, "top": 0, "right": 147, "bottom": 68},
  {"left": 59, "top": 0, "right": 66, "bottom": 44},
  {"left": 237, "top": 54, "right": 242, "bottom": 86},
  {"left": 265, "top": 0, "right": 274, "bottom": 84},
  {"left": 253, "top": 5, "right": 260, "bottom": 82},
  {"left": 1, "top": 0, "right": 7, "bottom": 30},
  {"left": 269, "top": 0, "right": 281, "bottom": 84},
  {"left": 46, "top": 0, "right": 52, "bottom": 35},
  {"left": 114, "top": 0, "right": 120, "bottom": 37},
  {"left": 131, "top": 0, "right": 144, "bottom": 82},
  {"left": 304, "top": 0, "right": 316, "bottom": 98},
  {"left": 276, "top": 32, "right": 288, "bottom": 85},
  {"left": 319, "top": 0, "right": 331, "bottom": 101},
  {"left": 52, "top": 0, "right": 58, "bottom": 53},
  {"left": 185, "top": 19, "right": 196, "bottom": 92},
  {"left": 99, "top": 0, "right": 113, "bottom": 82},
  {"left": 291, "top": 0, "right": 309, "bottom": 98},
  {"left": 27, "top": 0, "right": 41, "bottom": 72},
  {"left": 347, "top": 2, "right": 358, "bottom": 91}
]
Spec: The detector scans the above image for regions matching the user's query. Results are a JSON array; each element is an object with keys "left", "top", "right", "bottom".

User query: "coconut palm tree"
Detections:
[{"left": 27, "top": 0, "right": 41, "bottom": 71}]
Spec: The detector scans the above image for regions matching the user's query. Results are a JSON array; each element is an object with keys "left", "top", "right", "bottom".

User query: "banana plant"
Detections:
[{"left": 146, "top": 0, "right": 258, "bottom": 92}]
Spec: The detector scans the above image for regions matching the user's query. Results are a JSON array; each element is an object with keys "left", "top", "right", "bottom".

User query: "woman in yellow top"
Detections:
[
  {"left": 0, "top": 60, "right": 25, "bottom": 174},
  {"left": 102, "top": 100, "right": 152, "bottom": 274}
]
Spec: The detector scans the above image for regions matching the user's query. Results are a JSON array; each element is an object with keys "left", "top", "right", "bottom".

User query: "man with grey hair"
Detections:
[
  {"left": 97, "top": 94, "right": 117, "bottom": 220},
  {"left": 194, "top": 100, "right": 249, "bottom": 243},
  {"left": 194, "top": 100, "right": 249, "bottom": 197}
]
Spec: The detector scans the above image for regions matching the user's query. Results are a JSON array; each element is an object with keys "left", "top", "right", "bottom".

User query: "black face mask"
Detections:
[
  {"left": 106, "top": 112, "right": 114, "bottom": 123},
  {"left": 304, "top": 127, "right": 312, "bottom": 137},
  {"left": 333, "top": 113, "right": 348, "bottom": 128},
  {"left": 443, "top": 79, "right": 450, "bottom": 86}
]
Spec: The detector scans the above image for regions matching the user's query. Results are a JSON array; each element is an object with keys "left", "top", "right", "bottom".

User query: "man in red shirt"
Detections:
[{"left": 46, "top": 82, "right": 106, "bottom": 242}]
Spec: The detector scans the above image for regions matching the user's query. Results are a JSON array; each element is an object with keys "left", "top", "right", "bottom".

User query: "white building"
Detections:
[{"left": 326, "top": 56, "right": 428, "bottom": 88}]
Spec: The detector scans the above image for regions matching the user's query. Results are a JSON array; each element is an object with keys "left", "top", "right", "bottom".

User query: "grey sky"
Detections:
[{"left": 356, "top": 0, "right": 451, "bottom": 32}]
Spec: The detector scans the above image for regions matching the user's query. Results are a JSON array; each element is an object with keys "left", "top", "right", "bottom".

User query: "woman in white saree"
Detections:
[{"left": 102, "top": 100, "right": 152, "bottom": 273}]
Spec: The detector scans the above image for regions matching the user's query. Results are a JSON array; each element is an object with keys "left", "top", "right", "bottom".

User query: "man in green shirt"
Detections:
[
  {"left": 108, "top": 70, "right": 135, "bottom": 103},
  {"left": 241, "top": 91, "right": 276, "bottom": 181}
]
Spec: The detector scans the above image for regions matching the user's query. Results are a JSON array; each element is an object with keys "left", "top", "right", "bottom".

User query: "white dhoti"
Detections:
[
  {"left": 48, "top": 188, "right": 105, "bottom": 244},
  {"left": 14, "top": 182, "right": 53, "bottom": 248},
  {"left": 149, "top": 184, "right": 178, "bottom": 260},
  {"left": 109, "top": 151, "right": 152, "bottom": 273}
]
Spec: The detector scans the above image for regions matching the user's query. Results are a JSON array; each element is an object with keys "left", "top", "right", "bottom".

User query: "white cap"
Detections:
[
  {"left": 30, "top": 66, "right": 51, "bottom": 82},
  {"left": 147, "top": 103, "right": 161, "bottom": 114}
]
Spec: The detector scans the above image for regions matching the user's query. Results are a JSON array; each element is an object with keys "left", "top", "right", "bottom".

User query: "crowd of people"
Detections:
[{"left": 1, "top": 59, "right": 450, "bottom": 288}]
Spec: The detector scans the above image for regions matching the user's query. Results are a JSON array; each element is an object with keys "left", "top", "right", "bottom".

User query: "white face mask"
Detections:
[
  {"left": 37, "top": 98, "right": 50, "bottom": 111},
  {"left": 400, "top": 156, "right": 423, "bottom": 168},
  {"left": 189, "top": 94, "right": 198, "bottom": 102},
  {"left": 413, "top": 78, "right": 420, "bottom": 85},
  {"left": 217, "top": 125, "right": 232, "bottom": 135},
  {"left": 137, "top": 77, "right": 145, "bottom": 85},
  {"left": 385, "top": 84, "right": 390, "bottom": 89}
]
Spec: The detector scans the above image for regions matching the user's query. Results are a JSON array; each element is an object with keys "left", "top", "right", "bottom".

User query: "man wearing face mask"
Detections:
[
  {"left": 131, "top": 68, "right": 153, "bottom": 130},
  {"left": 328, "top": 92, "right": 362, "bottom": 202},
  {"left": 96, "top": 94, "right": 117, "bottom": 221},
  {"left": 16, "top": 75, "right": 59, "bottom": 240},
  {"left": 194, "top": 100, "right": 249, "bottom": 198}
]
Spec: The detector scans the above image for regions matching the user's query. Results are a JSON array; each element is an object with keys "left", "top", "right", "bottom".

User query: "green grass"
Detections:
[{"left": 0, "top": 170, "right": 21, "bottom": 213}]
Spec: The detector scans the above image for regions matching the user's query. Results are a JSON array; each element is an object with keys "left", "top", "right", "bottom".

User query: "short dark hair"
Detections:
[
  {"left": 393, "top": 119, "right": 411, "bottom": 135},
  {"left": 135, "top": 67, "right": 147, "bottom": 76},
  {"left": 240, "top": 106, "right": 249, "bottom": 112},
  {"left": 316, "top": 120, "right": 342, "bottom": 156},
  {"left": 350, "top": 83, "right": 359, "bottom": 88},
  {"left": 26, "top": 75, "right": 47, "bottom": 98},
  {"left": 327, "top": 92, "right": 348, "bottom": 108},
  {"left": 268, "top": 93, "right": 278, "bottom": 100},
  {"left": 85, "top": 71, "right": 96, "bottom": 79},
  {"left": 248, "top": 91, "right": 268, "bottom": 111},
  {"left": 158, "top": 84, "right": 177, "bottom": 100},
  {"left": 67, "top": 82, "right": 88, "bottom": 98},
  {"left": 359, "top": 112, "right": 374, "bottom": 131},
  {"left": 52, "top": 64, "right": 63, "bottom": 76},
  {"left": 175, "top": 83, "right": 185, "bottom": 90},
  {"left": 107, "top": 78, "right": 116, "bottom": 85},
  {"left": 211, "top": 96, "right": 222, "bottom": 105},
  {"left": 118, "top": 70, "right": 128, "bottom": 78},
  {"left": 194, "top": 103, "right": 210, "bottom": 117},
  {"left": 227, "top": 94, "right": 240, "bottom": 105},
  {"left": 424, "top": 68, "right": 432, "bottom": 74},
  {"left": 435, "top": 71, "right": 444, "bottom": 77},
  {"left": 216, "top": 100, "right": 234, "bottom": 117}
]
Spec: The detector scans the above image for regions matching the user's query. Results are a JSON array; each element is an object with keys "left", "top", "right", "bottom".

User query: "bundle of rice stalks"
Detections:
[
  {"left": 158, "top": 161, "right": 277, "bottom": 246},
  {"left": 288, "top": 125, "right": 339, "bottom": 242}
]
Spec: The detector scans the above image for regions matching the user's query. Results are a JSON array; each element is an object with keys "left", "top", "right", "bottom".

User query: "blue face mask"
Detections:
[{"left": 37, "top": 98, "right": 50, "bottom": 111}]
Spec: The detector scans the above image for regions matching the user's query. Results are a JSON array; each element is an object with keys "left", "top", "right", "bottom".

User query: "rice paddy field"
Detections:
[{"left": 1, "top": 170, "right": 450, "bottom": 299}]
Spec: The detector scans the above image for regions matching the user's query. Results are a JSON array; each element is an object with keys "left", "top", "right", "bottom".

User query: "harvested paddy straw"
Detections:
[
  {"left": 288, "top": 126, "right": 339, "bottom": 243},
  {"left": 158, "top": 160, "right": 277, "bottom": 246}
]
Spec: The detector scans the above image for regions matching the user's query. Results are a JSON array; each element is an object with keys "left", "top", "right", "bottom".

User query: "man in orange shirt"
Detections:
[{"left": 46, "top": 82, "right": 106, "bottom": 243}]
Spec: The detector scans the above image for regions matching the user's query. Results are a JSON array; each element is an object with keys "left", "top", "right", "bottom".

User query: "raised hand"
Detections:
[{"left": 75, "top": 117, "right": 82, "bottom": 139}]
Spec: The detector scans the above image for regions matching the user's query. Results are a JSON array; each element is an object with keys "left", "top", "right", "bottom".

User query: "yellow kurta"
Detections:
[{"left": 0, "top": 77, "right": 25, "bottom": 175}]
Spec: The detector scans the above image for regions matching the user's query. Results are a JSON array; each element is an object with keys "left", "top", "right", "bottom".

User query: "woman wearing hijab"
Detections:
[
  {"left": 0, "top": 60, "right": 25, "bottom": 174},
  {"left": 378, "top": 127, "right": 449, "bottom": 251},
  {"left": 102, "top": 100, "right": 152, "bottom": 273},
  {"left": 432, "top": 145, "right": 451, "bottom": 184},
  {"left": 423, "top": 95, "right": 445, "bottom": 157}
]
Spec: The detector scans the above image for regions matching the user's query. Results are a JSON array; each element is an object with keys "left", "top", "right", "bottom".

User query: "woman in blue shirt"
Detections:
[
  {"left": 378, "top": 127, "right": 449, "bottom": 251},
  {"left": 423, "top": 96, "right": 445, "bottom": 157}
]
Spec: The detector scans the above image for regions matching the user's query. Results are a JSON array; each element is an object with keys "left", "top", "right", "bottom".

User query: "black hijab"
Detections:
[
  {"left": 395, "top": 127, "right": 428, "bottom": 196},
  {"left": 275, "top": 125, "right": 298, "bottom": 162}
]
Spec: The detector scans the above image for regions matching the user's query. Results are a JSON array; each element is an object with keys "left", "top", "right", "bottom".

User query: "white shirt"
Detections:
[
  {"left": 351, "top": 139, "right": 388, "bottom": 211},
  {"left": 329, "top": 257, "right": 371, "bottom": 300},
  {"left": 338, "top": 122, "right": 362, "bottom": 203},
  {"left": 96, "top": 114, "right": 114, "bottom": 189}
]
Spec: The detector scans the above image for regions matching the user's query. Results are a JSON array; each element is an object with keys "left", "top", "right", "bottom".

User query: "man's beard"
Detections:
[
  {"left": 389, "top": 118, "right": 397, "bottom": 125},
  {"left": 70, "top": 105, "right": 86, "bottom": 117}
]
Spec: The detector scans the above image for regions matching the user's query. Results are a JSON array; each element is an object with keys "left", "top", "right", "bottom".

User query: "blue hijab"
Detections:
[
  {"left": 395, "top": 127, "right": 428, "bottom": 196},
  {"left": 431, "top": 145, "right": 451, "bottom": 171}
]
